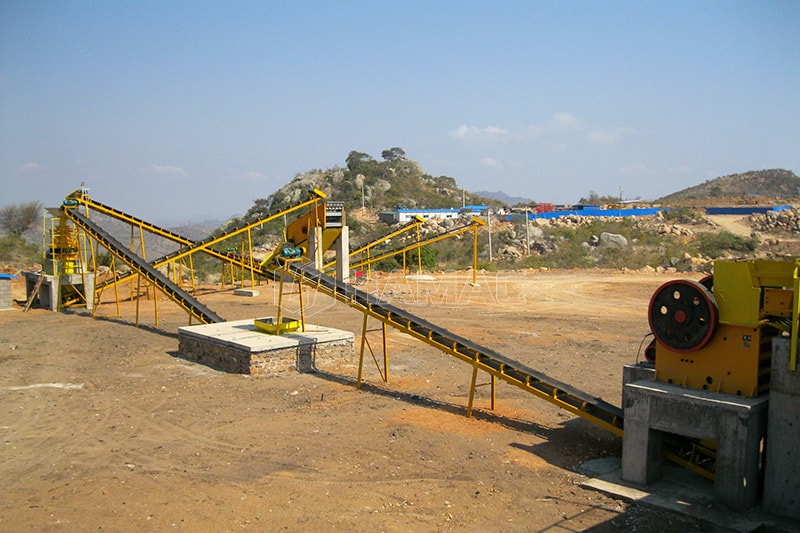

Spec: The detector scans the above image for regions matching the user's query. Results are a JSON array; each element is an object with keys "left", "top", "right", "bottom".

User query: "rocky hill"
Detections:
[
  {"left": 659, "top": 169, "right": 800, "bottom": 203},
  {"left": 242, "top": 149, "right": 499, "bottom": 223},
  {"left": 223, "top": 156, "right": 800, "bottom": 273},
  {"left": 246, "top": 154, "right": 798, "bottom": 221}
]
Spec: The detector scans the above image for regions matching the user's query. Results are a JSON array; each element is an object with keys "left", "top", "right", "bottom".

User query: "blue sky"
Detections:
[{"left": 2, "top": 1, "right": 798, "bottom": 222}]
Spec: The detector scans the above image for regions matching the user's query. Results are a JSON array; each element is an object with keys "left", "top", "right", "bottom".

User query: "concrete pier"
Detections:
[
  {"left": 622, "top": 379, "right": 768, "bottom": 511},
  {"left": 335, "top": 226, "right": 350, "bottom": 283},
  {"left": 0, "top": 274, "right": 13, "bottom": 310},
  {"left": 24, "top": 271, "right": 95, "bottom": 311},
  {"left": 308, "top": 226, "right": 324, "bottom": 270},
  {"left": 762, "top": 337, "right": 800, "bottom": 519},
  {"left": 178, "top": 318, "right": 354, "bottom": 375},
  {"left": 621, "top": 362, "right": 655, "bottom": 406}
]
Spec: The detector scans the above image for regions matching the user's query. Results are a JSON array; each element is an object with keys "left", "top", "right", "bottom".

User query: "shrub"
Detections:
[
  {"left": 662, "top": 206, "right": 703, "bottom": 224},
  {"left": 404, "top": 245, "right": 437, "bottom": 271},
  {"left": 0, "top": 234, "right": 41, "bottom": 266},
  {"left": 695, "top": 231, "right": 758, "bottom": 259}
]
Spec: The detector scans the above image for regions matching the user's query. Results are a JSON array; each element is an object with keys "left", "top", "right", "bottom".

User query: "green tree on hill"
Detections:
[{"left": 0, "top": 201, "right": 43, "bottom": 236}]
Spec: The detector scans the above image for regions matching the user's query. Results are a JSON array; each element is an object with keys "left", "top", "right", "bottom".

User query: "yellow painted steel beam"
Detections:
[
  {"left": 323, "top": 215, "right": 427, "bottom": 272},
  {"left": 347, "top": 217, "right": 486, "bottom": 272},
  {"left": 275, "top": 259, "right": 625, "bottom": 436},
  {"left": 273, "top": 259, "right": 723, "bottom": 478},
  {"left": 61, "top": 206, "right": 223, "bottom": 324},
  {"left": 70, "top": 190, "right": 326, "bottom": 296},
  {"left": 70, "top": 189, "right": 324, "bottom": 265}
]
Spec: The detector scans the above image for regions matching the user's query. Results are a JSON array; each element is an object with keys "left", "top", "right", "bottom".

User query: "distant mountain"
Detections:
[
  {"left": 155, "top": 218, "right": 225, "bottom": 230},
  {"left": 166, "top": 221, "right": 224, "bottom": 241},
  {"left": 660, "top": 169, "right": 800, "bottom": 202},
  {"left": 474, "top": 191, "right": 531, "bottom": 206}
]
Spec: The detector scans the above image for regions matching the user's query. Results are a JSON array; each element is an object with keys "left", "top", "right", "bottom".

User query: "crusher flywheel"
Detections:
[{"left": 648, "top": 278, "right": 719, "bottom": 353}]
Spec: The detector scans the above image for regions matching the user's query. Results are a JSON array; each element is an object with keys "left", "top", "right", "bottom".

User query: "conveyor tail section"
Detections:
[
  {"left": 278, "top": 260, "right": 624, "bottom": 435},
  {"left": 61, "top": 207, "right": 224, "bottom": 324}
]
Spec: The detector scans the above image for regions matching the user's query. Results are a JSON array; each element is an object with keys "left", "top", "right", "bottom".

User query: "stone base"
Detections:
[
  {"left": 622, "top": 379, "right": 768, "bottom": 511},
  {"left": 178, "top": 319, "right": 354, "bottom": 375}
]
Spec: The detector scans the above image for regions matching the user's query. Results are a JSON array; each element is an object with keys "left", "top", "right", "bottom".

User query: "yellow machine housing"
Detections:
[
  {"left": 650, "top": 259, "right": 797, "bottom": 397},
  {"left": 283, "top": 196, "right": 343, "bottom": 259}
]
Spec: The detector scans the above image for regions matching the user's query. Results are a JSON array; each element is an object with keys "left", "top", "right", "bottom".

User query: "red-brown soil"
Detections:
[{"left": 0, "top": 270, "right": 708, "bottom": 531}]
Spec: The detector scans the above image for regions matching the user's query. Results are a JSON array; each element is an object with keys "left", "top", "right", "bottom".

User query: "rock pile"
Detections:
[{"left": 749, "top": 208, "right": 800, "bottom": 234}]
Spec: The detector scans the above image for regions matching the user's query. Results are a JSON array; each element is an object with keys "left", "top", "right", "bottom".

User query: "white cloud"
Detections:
[
  {"left": 479, "top": 158, "right": 498, "bottom": 168},
  {"left": 528, "top": 113, "right": 633, "bottom": 146},
  {"left": 551, "top": 112, "right": 587, "bottom": 130},
  {"left": 619, "top": 163, "right": 651, "bottom": 175},
  {"left": 449, "top": 124, "right": 509, "bottom": 141},
  {"left": 589, "top": 127, "right": 637, "bottom": 144},
  {"left": 245, "top": 171, "right": 267, "bottom": 181},
  {"left": 150, "top": 164, "right": 185, "bottom": 175},
  {"left": 20, "top": 162, "right": 40, "bottom": 171},
  {"left": 588, "top": 130, "right": 619, "bottom": 144}
]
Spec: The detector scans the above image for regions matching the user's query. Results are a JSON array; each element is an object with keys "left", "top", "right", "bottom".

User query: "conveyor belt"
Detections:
[
  {"left": 67, "top": 190, "right": 326, "bottom": 290},
  {"left": 278, "top": 260, "right": 625, "bottom": 436},
  {"left": 66, "top": 190, "right": 199, "bottom": 246},
  {"left": 278, "top": 262, "right": 721, "bottom": 477},
  {"left": 346, "top": 217, "right": 485, "bottom": 272},
  {"left": 322, "top": 215, "right": 427, "bottom": 272},
  {"left": 61, "top": 207, "right": 224, "bottom": 324}
]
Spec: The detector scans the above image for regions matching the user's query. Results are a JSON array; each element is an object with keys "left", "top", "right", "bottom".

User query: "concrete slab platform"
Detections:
[
  {"left": 178, "top": 319, "right": 354, "bottom": 375},
  {"left": 233, "top": 288, "right": 259, "bottom": 297},
  {"left": 578, "top": 457, "right": 796, "bottom": 532}
]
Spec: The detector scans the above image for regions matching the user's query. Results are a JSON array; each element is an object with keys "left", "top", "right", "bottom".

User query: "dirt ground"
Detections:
[{"left": 0, "top": 269, "right": 711, "bottom": 531}]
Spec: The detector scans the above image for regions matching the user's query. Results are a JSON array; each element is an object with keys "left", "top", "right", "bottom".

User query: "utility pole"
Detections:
[
  {"left": 525, "top": 207, "right": 530, "bottom": 255},
  {"left": 487, "top": 208, "right": 493, "bottom": 263}
]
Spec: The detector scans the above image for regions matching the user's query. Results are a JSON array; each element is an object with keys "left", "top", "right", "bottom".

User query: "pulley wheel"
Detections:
[{"left": 648, "top": 279, "right": 718, "bottom": 353}]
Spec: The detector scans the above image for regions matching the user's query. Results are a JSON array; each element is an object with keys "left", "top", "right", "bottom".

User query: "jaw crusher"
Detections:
[{"left": 647, "top": 259, "right": 798, "bottom": 397}]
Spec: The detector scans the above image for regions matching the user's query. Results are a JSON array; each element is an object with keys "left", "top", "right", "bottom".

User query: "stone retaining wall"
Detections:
[{"left": 178, "top": 335, "right": 354, "bottom": 376}]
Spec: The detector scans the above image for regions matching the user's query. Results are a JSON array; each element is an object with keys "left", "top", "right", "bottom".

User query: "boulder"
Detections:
[{"left": 599, "top": 232, "right": 628, "bottom": 247}]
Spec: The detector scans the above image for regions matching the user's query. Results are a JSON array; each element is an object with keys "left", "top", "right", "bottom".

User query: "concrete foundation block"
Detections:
[
  {"left": 24, "top": 271, "right": 94, "bottom": 311},
  {"left": 622, "top": 380, "right": 768, "bottom": 511},
  {"left": 0, "top": 276, "right": 13, "bottom": 310},
  {"left": 622, "top": 362, "right": 655, "bottom": 406},
  {"left": 178, "top": 319, "right": 354, "bottom": 375},
  {"left": 233, "top": 288, "right": 259, "bottom": 297},
  {"left": 763, "top": 337, "right": 800, "bottom": 519}
]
